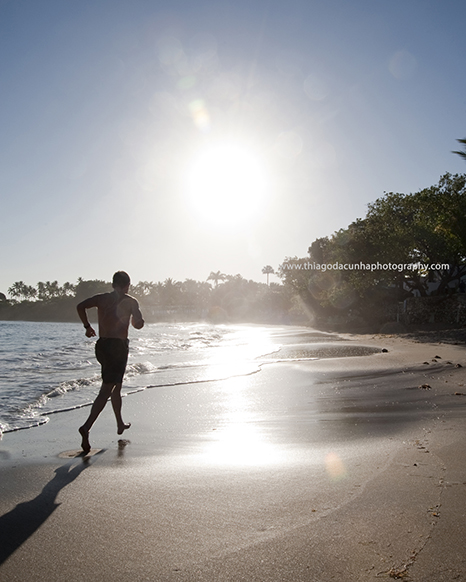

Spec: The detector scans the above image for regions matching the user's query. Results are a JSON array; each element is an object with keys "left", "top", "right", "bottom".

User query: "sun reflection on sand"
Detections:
[
  {"left": 203, "top": 376, "right": 283, "bottom": 466},
  {"left": 193, "top": 328, "right": 356, "bottom": 470},
  {"left": 198, "top": 329, "right": 284, "bottom": 466}
]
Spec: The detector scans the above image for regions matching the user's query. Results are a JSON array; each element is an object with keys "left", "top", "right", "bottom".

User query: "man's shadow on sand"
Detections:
[{"left": 0, "top": 454, "right": 99, "bottom": 565}]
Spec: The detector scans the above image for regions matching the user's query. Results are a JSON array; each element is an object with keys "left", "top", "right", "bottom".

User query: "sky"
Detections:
[{"left": 1, "top": 0, "right": 465, "bottom": 293}]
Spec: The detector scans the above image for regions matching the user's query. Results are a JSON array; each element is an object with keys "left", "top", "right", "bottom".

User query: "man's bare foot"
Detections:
[
  {"left": 117, "top": 422, "right": 131, "bottom": 435},
  {"left": 79, "top": 426, "right": 91, "bottom": 454}
]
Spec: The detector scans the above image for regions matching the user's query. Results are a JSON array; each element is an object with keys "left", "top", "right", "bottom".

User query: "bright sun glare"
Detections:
[{"left": 186, "top": 142, "right": 268, "bottom": 226}]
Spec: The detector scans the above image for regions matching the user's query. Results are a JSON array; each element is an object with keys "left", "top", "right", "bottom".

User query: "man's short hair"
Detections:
[{"left": 112, "top": 271, "right": 131, "bottom": 289}]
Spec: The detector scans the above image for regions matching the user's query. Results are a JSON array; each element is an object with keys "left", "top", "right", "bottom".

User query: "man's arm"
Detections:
[
  {"left": 131, "top": 299, "right": 144, "bottom": 330},
  {"left": 77, "top": 296, "right": 99, "bottom": 337}
]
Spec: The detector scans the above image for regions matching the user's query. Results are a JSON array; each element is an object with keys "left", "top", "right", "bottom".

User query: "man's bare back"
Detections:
[
  {"left": 77, "top": 290, "right": 144, "bottom": 339},
  {"left": 77, "top": 271, "right": 144, "bottom": 454}
]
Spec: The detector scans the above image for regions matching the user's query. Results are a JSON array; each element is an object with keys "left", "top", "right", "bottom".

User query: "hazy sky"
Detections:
[{"left": 1, "top": 0, "right": 465, "bottom": 293}]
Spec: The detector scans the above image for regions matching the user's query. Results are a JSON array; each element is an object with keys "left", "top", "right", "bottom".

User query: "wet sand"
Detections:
[{"left": 1, "top": 330, "right": 466, "bottom": 581}]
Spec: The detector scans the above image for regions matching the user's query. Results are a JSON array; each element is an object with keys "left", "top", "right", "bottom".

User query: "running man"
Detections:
[{"left": 77, "top": 271, "right": 144, "bottom": 454}]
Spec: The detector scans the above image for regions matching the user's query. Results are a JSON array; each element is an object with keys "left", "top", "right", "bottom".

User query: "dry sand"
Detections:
[{"left": 1, "top": 329, "right": 466, "bottom": 581}]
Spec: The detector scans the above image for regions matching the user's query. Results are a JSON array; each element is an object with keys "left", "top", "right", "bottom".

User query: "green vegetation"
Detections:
[{"left": 280, "top": 173, "right": 466, "bottom": 328}]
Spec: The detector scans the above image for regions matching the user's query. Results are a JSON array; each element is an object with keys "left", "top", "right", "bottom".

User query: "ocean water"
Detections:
[
  {"left": 0, "top": 321, "right": 280, "bottom": 434},
  {"left": 0, "top": 321, "right": 380, "bottom": 435}
]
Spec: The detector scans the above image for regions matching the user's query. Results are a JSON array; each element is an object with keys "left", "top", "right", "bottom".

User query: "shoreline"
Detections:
[
  {"left": 2, "top": 327, "right": 466, "bottom": 467},
  {"left": 2, "top": 324, "right": 459, "bottom": 440},
  {"left": 1, "top": 330, "right": 466, "bottom": 580}
]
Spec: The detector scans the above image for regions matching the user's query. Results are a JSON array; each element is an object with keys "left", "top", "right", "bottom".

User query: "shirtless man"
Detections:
[{"left": 77, "top": 271, "right": 144, "bottom": 454}]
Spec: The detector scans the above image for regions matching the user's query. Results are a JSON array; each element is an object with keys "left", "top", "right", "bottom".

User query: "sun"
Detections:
[{"left": 185, "top": 142, "right": 268, "bottom": 226}]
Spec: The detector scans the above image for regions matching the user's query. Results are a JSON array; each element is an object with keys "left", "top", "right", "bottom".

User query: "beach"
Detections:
[{"left": 1, "top": 328, "right": 466, "bottom": 581}]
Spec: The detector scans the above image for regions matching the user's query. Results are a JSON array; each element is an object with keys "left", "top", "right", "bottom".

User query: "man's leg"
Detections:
[
  {"left": 79, "top": 383, "right": 115, "bottom": 453},
  {"left": 110, "top": 384, "right": 131, "bottom": 435}
]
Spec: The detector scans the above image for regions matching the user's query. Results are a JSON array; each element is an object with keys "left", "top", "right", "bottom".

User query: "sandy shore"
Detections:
[{"left": 1, "top": 329, "right": 466, "bottom": 581}]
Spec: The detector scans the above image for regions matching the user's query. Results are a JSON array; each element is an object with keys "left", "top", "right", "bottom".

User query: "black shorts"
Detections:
[{"left": 95, "top": 338, "right": 129, "bottom": 384}]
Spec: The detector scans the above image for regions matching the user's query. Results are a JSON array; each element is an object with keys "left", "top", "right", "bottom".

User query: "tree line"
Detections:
[
  {"left": 0, "top": 273, "right": 297, "bottom": 324},
  {"left": 2, "top": 172, "right": 466, "bottom": 329}
]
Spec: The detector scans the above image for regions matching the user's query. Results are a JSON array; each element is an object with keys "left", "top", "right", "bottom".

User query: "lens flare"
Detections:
[
  {"left": 325, "top": 451, "right": 347, "bottom": 481},
  {"left": 189, "top": 99, "right": 211, "bottom": 133}
]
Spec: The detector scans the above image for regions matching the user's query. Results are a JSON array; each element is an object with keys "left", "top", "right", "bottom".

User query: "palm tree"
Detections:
[
  {"left": 37, "top": 281, "right": 61, "bottom": 300},
  {"left": 61, "top": 281, "right": 76, "bottom": 297},
  {"left": 161, "top": 278, "right": 181, "bottom": 307},
  {"left": 7, "top": 281, "right": 37, "bottom": 301},
  {"left": 207, "top": 271, "right": 226, "bottom": 287},
  {"left": 132, "top": 281, "right": 155, "bottom": 299},
  {"left": 8, "top": 281, "right": 25, "bottom": 299},
  {"left": 262, "top": 265, "right": 275, "bottom": 285},
  {"left": 453, "top": 138, "right": 466, "bottom": 161}
]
